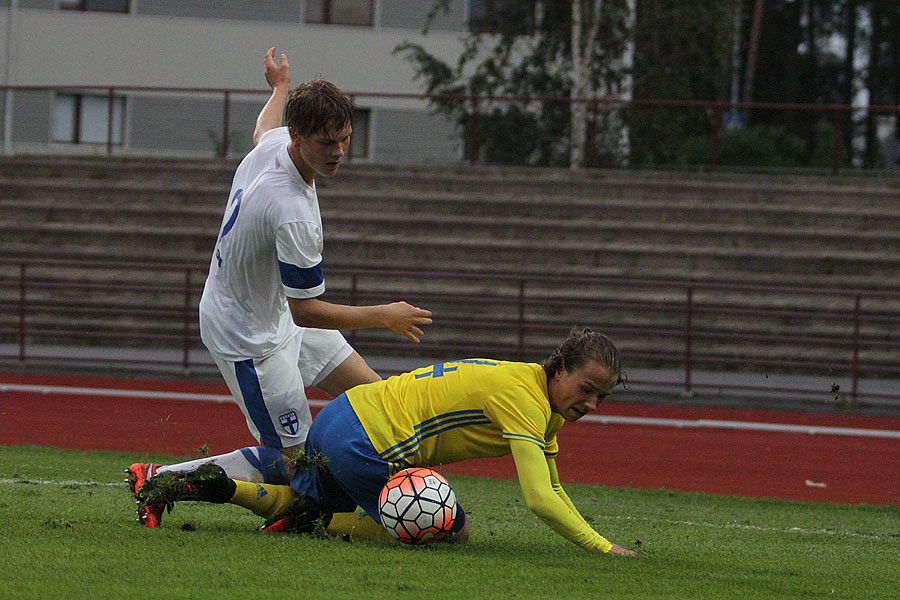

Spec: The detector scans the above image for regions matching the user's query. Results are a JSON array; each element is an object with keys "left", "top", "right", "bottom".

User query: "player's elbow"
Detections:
[
  {"left": 287, "top": 298, "right": 319, "bottom": 328},
  {"left": 523, "top": 491, "right": 558, "bottom": 522},
  {"left": 289, "top": 311, "right": 310, "bottom": 328},
  {"left": 251, "top": 124, "right": 268, "bottom": 147}
]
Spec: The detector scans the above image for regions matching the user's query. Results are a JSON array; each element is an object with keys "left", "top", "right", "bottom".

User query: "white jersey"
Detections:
[{"left": 199, "top": 127, "right": 325, "bottom": 360}]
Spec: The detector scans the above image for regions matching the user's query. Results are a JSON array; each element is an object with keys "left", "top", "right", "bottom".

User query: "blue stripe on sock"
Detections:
[
  {"left": 240, "top": 446, "right": 288, "bottom": 484},
  {"left": 234, "top": 359, "right": 282, "bottom": 448}
]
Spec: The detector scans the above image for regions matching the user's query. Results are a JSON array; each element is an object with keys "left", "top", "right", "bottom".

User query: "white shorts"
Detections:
[{"left": 209, "top": 328, "right": 353, "bottom": 448}]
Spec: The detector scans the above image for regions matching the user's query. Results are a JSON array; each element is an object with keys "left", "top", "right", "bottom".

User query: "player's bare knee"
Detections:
[
  {"left": 316, "top": 351, "right": 380, "bottom": 397},
  {"left": 447, "top": 517, "right": 470, "bottom": 544}
]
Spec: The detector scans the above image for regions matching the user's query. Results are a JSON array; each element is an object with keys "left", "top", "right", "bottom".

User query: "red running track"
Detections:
[{"left": 1, "top": 372, "right": 898, "bottom": 506}]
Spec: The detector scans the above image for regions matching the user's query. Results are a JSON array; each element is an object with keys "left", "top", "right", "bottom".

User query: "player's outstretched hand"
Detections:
[
  {"left": 383, "top": 302, "right": 432, "bottom": 343},
  {"left": 608, "top": 544, "right": 638, "bottom": 556},
  {"left": 264, "top": 46, "right": 290, "bottom": 91}
]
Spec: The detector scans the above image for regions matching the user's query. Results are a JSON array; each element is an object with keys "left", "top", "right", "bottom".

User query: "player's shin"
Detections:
[
  {"left": 229, "top": 480, "right": 299, "bottom": 519},
  {"left": 157, "top": 446, "right": 288, "bottom": 484}
]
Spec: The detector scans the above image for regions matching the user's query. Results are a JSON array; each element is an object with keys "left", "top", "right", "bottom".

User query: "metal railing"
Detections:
[
  {"left": 3, "top": 84, "right": 899, "bottom": 173},
  {"left": 1, "top": 258, "right": 898, "bottom": 410}
]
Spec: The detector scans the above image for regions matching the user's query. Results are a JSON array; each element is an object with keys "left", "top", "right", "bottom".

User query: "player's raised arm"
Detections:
[
  {"left": 509, "top": 438, "right": 637, "bottom": 555},
  {"left": 253, "top": 46, "right": 291, "bottom": 146}
]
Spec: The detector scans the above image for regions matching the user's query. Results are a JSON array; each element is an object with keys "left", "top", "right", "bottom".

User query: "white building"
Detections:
[{"left": 1, "top": 0, "right": 498, "bottom": 163}]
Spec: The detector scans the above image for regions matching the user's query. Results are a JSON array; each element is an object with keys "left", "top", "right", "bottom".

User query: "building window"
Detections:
[
  {"left": 306, "top": 0, "right": 373, "bottom": 26},
  {"left": 60, "top": 0, "right": 130, "bottom": 12},
  {"left": 469, "top": 0, "right": 534, "bottom": 35},
  {"left": 52, "top": 93, "right": 125, "bottom": 145},
  {"left": 349, "top": 108, "right": 370, "bottom": 160}
]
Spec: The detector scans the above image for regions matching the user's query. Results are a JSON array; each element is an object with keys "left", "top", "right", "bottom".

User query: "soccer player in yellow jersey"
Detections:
[{"left": 139, "top": 328, "right": 637, "bottom": 556}]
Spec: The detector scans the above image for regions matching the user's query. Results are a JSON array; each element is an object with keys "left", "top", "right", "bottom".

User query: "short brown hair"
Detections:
[
  {"left": 542, "top": 327, "right": 623, "bottom": 382},
  {"left": 284, "top": 79, "right": 354, "bottom": 138}
]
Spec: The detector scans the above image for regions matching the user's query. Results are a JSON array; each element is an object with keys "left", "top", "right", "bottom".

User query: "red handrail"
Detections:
[{"left": 1, "top": 258, "right": 898, "bottom": 409}]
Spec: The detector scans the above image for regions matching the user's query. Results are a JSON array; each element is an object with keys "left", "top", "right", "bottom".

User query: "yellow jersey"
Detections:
[
  {"left": 342, "top": 358, "right": 616, "bottom": 553},
  {"left": 346, "top": 359, "right": 564, "bottom": 469}
]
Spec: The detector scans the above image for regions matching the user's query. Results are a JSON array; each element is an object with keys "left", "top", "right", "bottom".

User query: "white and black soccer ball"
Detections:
[{"left": 377, "top": 467, "right": 457, "bottom": 545}]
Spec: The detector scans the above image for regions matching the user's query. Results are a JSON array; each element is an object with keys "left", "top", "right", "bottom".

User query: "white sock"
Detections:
[{"left": 157, "top": 446, "right": 288, "bottom": 484}]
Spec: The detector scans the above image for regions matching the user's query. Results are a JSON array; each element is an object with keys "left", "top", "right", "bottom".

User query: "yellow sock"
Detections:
[
  {"left": 327, "top": 512, "right": 393, "bottom": 541},
  {"left": 228, "top": 480, "right": 298, "bottom": 519}
]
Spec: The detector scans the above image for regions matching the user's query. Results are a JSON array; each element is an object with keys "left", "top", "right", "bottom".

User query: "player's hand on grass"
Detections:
[
  {"left": 383, "top": 302, "right": 432, "bottom": 343},
  {"left": 264, "top": 46, "right": 290, "bottom": 91},
  {"left": 608, "top": 543, "right": 638, "bottom": 556}
]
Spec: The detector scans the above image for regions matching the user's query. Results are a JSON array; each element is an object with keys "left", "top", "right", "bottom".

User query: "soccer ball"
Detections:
[{"left": 377, "top": 467, "right": 457, "bottom": 545}]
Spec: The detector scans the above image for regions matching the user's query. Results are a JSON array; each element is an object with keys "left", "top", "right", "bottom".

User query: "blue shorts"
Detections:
[
  {"left": 289, "top": 393, "right": 390, "bottom": 521},
  {"left": 290, "top": 393, "right": 466, "bottom": 532}
]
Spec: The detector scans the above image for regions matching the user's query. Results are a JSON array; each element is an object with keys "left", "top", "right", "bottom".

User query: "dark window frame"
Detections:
[
  {"left": 348, "top": 107, "right": 371, "bottom": 160},
  {"left": 469, "top": 0, "right": 535, "bottom": 35},
  {"left": 305, "top": 0, "right": 374, "bottom": 27},
  {"left": 59, "top": 0, "right": 130, "bottom": 13},
  {"left": 53, "top": 91, "right": 126, "bottom": 146}
]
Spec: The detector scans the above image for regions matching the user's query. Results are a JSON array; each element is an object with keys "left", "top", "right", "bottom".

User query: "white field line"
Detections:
[
  {"left": 592, "top": 513, "right": 891, "bottom": 541},
  {"left": 0, "top": 476, "right": 891, "bottom": 541},
  {"left": 0, "top": 478, "right": 121, "bottom": 487},
  {"left": 3, "top": 381, "right": 900, "bottom": 440},
  {"left": 0, "top": 382, "right": 236, "bottom": 403}
]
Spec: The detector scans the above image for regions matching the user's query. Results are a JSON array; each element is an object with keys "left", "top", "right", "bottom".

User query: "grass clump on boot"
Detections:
[{"left": 138, "top": 463, "right": 236, "bottom": 514}]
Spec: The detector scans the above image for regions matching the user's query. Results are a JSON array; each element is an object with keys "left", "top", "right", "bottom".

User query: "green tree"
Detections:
[
  {"left": 394, "top": 0, "right": 633, "bottom": 167},
  {"left": 862, "top": 1, "right": 900, "bottom": 167},
  {"left": 629, "top": 0, "right": 734, "bottom": 166},
  {"left": 398, "top": 0, "right": 900, "bottom": 170},
  {"left": 748, "top": 0, "right": 900, "bottom": 168}
]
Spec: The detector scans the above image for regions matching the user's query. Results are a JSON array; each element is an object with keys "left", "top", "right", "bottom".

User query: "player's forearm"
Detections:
[
  {"left": 542, "top": 476, "right": 634, "bottom": 555},
  {"left": 253, "top": 86, "right": 290, "bottom": 146},
  {"left": 547, "top": 459, "right": 592, "bottom": 529},
  {"left": 289, "top": 297, "right": 430, "bottom": 343},
  {"left": 524, "top": 489, "right": 614, "bottom": 553},
  {"left": 289, "top": 298, "right": 390, "bottom": 331},
  {"left": 512, "top": 442, "right": 613, "bottom": 553},
  {"left": 551, "top": 482, "right": 590, "bottom": 526}
]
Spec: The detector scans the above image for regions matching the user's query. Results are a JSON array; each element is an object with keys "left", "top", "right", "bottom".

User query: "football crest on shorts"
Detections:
[{"left": 279, "top": 411, "right": 299, "bottom": 435}]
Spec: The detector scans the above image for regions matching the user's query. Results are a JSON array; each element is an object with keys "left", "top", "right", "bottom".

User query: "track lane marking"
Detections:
[
  {"left": 582, "top": 414, "right": 900, "bottom": 439},
  {"left": 3, "top": 382, "right": 899, "bottom": 439}
]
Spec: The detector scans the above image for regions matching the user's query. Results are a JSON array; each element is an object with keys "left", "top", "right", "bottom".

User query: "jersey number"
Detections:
[
  {"left": 414, "top": 359, "right": 498, "bottom": 379},
  {"left": 215, "top": 188, "right": 243, "bottom": 267}
]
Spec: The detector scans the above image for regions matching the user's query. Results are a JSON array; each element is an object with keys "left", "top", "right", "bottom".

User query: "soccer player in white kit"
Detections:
[{"left": 127, "top": 47, "right": 432, "bottom": 527}]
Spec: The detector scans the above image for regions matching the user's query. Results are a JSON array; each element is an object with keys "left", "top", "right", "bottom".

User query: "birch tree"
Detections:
[
  {"left": 570, "top": 0, "right": 635, "bottom": 168},
  {"left": 395, "top": 0, "right": 633, "bottom": 167}
]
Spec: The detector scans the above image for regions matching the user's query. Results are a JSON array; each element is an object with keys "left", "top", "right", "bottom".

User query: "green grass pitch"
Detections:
[{"left": 0, "top": 445, "right": 897, "bottom": 599}]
